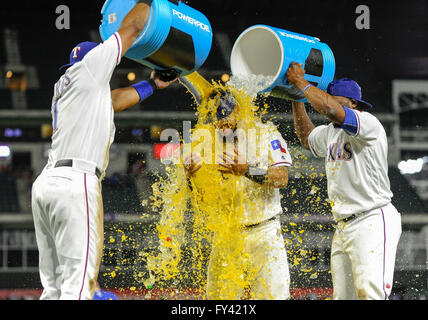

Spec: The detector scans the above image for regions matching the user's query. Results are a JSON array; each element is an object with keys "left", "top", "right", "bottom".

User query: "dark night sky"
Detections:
[{"left": 1, "top": 0, "right": 428, "bottom": 112}]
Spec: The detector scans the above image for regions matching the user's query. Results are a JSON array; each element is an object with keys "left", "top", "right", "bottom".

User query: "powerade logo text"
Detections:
[
  {"left": 278, "top": 31, "right": 316, "bottom": 44},
  {"left": 172, "top": 9, "right": 211, "bottom": 33}
]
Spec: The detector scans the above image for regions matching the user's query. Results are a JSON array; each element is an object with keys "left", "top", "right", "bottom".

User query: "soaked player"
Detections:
[{"left": 184, "top": 89, "right": 292, "bottom": 300}]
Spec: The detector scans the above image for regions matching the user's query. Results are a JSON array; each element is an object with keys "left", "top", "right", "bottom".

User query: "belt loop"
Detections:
[{"left": 54, "top": 159, "right": 102, "bottom": 179}]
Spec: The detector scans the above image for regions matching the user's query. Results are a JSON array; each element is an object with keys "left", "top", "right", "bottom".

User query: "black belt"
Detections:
[
  {"left": 335, "top": 214, "right": 358, "bottom": 225},
  {"left": 54, "top": 159, "right": 102, "bottom": 179},
  {"left": 244, "top": 215, "right": 279, "bottom": 229}
]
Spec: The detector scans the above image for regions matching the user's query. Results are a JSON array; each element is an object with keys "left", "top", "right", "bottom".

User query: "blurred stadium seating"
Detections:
[
  {"left": 102, "top": 174, "right": 143, "bottom": 215},
  {"left": 0, "top": 171, "right": 19, "bottom": 212}
]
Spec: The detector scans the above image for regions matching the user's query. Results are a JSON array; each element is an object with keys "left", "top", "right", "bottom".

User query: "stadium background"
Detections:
[{"left": 0, "top": 0, "right": 427, "bottom": 300}]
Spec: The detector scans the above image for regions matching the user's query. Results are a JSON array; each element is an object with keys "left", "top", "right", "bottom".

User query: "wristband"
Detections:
[
  {"left": 244, "top": 167, "right": 268, "bottom": 185},
  {"left": 302, "top": 84, "right": 313, "bottom": 94},
  {"left": 131, "top": 80, "right": 155, "bottom": 102}
]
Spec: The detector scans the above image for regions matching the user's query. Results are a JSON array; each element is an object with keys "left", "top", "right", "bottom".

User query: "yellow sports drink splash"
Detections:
[
  {"left": 145, "top": 71, "right": 271, "bottom": 299},
  {"left": 143, "top": 72, "right": 327, "bottom": 300}
]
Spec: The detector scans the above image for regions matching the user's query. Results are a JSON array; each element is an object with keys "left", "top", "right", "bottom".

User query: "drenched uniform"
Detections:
[
  {"left": 308, "top": 107, "right": 402, "bottom": 300},
  {"left": 31, "top": 32, "right": 122, "bottom": 299},
  {"left": 206, "top": 122, "right": 292, "bottom": 300}
]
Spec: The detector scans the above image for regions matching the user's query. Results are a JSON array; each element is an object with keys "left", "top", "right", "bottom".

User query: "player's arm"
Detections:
[
  {"left": 264, "top": 129, "right": 292, "bottom": 188},
  {"left": 266, "top": 166, "right": 288, "bottom": 188},
  {"left": 218, "top": 149, "right": 289, "bottom": 188},
  {"left": 111, "top": 70, "right": 178, "bottom": 113},
  {"left": 291, "top": 101, "right": 315, "bottom": 150},
  {"left": 117, "top": 1, "right": 152, "bottom": 57},
  {"left": 286, "top": 62, "right": 346, "bottom": 125},
  {"left": 218, "top": 162, "right": 289, "bottom": 188},
  {"left": 218, "top": 160, "right": 289, "bottom": 188},
  {"left": 83, "top": 1, "right": 152, "bottom": 85},
  {"left": 111, "top": 86, "right": 141, "bottom": 113}
]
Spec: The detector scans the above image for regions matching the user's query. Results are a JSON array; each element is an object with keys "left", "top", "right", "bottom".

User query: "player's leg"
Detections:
[
  {"left": 330, "top": 226, "right": 358, "bottom": 300},
  {"left": 382, "top": 204, "right": 402, "bottom": 298},
  {"left": 48, "top": 171, "right": 104, "bottom": 300},
  {"left": 250, "top": 219, "right": 290, "bottom": 300},
  {"left": 31, "top": 176, "right": 61, "bottom": 300},
  {"left": 206, "top": 235, "right": 244, "bottom": 300},
  {"left": 206, "top": 244, "right": 221, "bottom": 299},
  {"left": 345, "top": 206, "right": 401, "bottom": 300}
]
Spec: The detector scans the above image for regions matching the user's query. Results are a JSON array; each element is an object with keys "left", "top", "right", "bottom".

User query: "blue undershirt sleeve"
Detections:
[{"left": 340, "top": 106, "right": 359, "bottom": 136}]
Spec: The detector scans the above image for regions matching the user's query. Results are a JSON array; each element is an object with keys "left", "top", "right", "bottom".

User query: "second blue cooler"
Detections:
[{"left": 230, "top": 25, "right": 336, "bottom": 102}]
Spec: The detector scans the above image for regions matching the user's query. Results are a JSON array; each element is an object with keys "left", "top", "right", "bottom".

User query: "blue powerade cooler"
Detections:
[
  {"left": 230, "top": 25, "right": 336, "bottom": 102},
  {"left": 99, "top": 0, "right": 213, "bottom": 77}
]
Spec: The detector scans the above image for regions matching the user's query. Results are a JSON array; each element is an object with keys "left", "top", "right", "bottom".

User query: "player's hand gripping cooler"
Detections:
[
  {"left": 99, "top": 0, "right": 213, "bottom": 81},
  {"left": 230, "top": 25, "right": 336, "bottom": 102}
]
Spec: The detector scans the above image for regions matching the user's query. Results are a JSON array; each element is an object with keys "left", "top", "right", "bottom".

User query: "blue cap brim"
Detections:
[
  {"left": 357, "top": 99, "right": 373, "bottom": 110},
  {"left": 59, "top": 63, "right": 72, "bottom": 71}
]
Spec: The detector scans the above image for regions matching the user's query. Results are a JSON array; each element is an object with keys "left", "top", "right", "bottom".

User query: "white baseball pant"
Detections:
[
  {"left": 207, "top": 217, "right": 290, "bottom": 300},
  {"left": 331, "top": 202, "right": 402, "bottom": 300},
  {"left": 31, "top": 164, "right": 104, "bottom": 300}
]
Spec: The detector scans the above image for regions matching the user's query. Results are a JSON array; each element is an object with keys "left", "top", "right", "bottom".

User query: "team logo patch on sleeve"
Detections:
[{"left": 271, "top": 140, "right": 287, "bottom": 153}]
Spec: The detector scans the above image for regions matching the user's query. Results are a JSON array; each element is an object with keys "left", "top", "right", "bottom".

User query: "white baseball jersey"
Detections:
[
  {"left": 307, "top": 109, "right": 393, "bottom": 221},
  {"left": 48, "top": 32, "right": 123, "bottom": 176},
  {"left": 32, "top": 32, "right": 123, "bottom": 300},
  {"left": 240, "top": 122, "right": 292, "bottom": 226}
]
